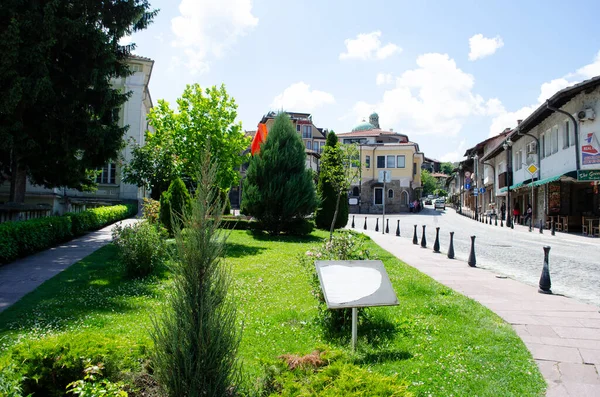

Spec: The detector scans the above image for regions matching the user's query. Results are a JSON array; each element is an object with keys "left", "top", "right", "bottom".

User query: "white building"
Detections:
[{"left": 0, "top": 55, "right": 154, "bottom": 216}]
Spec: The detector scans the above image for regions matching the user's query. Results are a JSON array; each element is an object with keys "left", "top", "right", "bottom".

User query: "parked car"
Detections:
[
  {"left": 424, "top": 199, "right": 432, "bottom": 205},
  {"left": 434, "top": 199, "right": 445, "bottom": 210}
]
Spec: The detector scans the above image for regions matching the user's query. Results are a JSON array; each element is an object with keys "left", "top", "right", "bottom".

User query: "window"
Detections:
[
  {"left": 514, "top": 150, "right": 523, "bottom": 170},
  {"left": 388, "top": 189, "right": 394, "bottom": 199},
  {"left": 563, "top": 120, "right": 570, "bottom": 149},
  {"left": 296, "top": 124, "right": 301, "bottom": 132},
  {"left": 544, "top": 130, "right": 551, "bottom": 157},
  {"left": 302, "top": 125, "right": 312, "bottom": 139},
  {"left": 552, "top": 126, "right": 558, "bottom": 154},
  {"left": 352, "top": 186, "right": 359, "bottom": 196},
  {"left": 396, "top": 155, "right": 405, "bottom": 168},
  {"left": 306, "top": 141, "right": 312, "bottom": 150},
  {"left": 540, "top": 134, "right": 546, "bottom": 159},
  {"left": 365, "top": 155, "right": 371, "bottom": 168},
  {"left": 96, "top": 163, "right": 116, "bottom": 184},
  {"left": 377, "top": 156, "right": 385, "bottom": 168},
  {"left": 320, "top": 142, "right": 325, "bottom": 153},
  {"left": 374, "top": 188, "right": 383, "bottom": 205},
  {"left": 569, "top": 120, "right": 575, "bottom": 147},
  {"left": 413, "top": 163, "right": 417, "bottom": 175},
  {"left": 386, "top": 155, "right": 395, "bottom": 168}
]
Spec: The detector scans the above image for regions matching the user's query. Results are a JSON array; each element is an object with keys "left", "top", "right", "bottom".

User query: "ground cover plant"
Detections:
[{"left": 0, "top": 229, "right": 546, "bottom": 396}]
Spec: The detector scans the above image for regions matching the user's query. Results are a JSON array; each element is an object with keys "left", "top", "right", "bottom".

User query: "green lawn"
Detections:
[{"left": 0, "top": 229, "right": 546, "bottom": 396}]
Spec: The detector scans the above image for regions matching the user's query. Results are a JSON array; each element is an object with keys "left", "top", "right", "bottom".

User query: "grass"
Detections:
[{"left": 0, "top": 229, "right": 546, "bottom": 396}]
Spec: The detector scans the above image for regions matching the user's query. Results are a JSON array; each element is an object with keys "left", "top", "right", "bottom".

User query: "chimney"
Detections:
[
  {"left": 517, "top": 119, "right": 523, "bottom": 125},
  {"left": 389, "top": 128, "right": 393, "bottom": 132},
  {"left": 503, "top": 127, "right": 511, "bottom": 133}
]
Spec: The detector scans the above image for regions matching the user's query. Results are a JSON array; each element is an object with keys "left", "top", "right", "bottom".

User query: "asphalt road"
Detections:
[{"left": 350, "top": 206, "right": 600, "bottom": 307}]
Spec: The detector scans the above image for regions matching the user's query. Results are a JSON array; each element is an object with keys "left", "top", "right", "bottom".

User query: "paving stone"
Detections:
[
  {"left": 553, "top": 327, "right": 600, "bottom": 341},
  {"left": 525, "top": 325, "right": 562, "bottom": 338},
  {"left": 580, "top": 349, "right": 600, "bottom": 365},
  {"left": 526, "top": 343, "right": 583, "bottom": 363},
  {"left": 535, "top": 360, "right": 560, "bottom": 382},
  {"left": 561, "top": 382, "right": 600, "bottom": 396},
  {"left": 557, "top": 362, "right": 600, "bottom": 384}
]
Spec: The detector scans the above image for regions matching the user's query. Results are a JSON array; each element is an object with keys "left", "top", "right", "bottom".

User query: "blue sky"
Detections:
[{"left": 127, "top": 0, "right": 600, "bottom": 162}]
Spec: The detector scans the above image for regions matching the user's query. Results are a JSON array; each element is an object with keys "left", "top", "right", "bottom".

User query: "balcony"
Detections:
[{"left": 498, "top": 172, "right": 512, "bottom": 189}]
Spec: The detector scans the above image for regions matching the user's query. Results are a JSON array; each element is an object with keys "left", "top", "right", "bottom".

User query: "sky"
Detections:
[{"left": 125, "top": 0, "right": 600, "bottom": 163}]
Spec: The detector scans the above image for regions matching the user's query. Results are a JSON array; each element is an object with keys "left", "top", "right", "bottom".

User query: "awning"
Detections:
[
  {"left": 532, "top": 175, "right": 562, "bottom": 187},
  {"left": 510, "top": 182, "right": 524, "bottom": 190}
]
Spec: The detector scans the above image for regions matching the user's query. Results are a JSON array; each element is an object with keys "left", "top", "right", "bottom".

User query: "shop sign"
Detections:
[
  {"left": 577, "top": 169, "right": 600, "bottom": 181},
  {"left": 581, "top": 132, "right": 600, "bottom": 166}
]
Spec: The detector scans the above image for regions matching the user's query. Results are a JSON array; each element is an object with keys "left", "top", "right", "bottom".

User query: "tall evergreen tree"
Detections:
[
  {"left": 315, "top": 132, "right": 349, "bottom": 230},
  {"left": 0, "top": 0, "right": 158, "bottom": 202},
  {"left": 241, "top": 113, "right": 318, "bottom": 235}
]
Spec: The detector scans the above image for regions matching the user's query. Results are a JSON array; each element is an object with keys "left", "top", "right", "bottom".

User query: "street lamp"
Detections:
[
  {"left": 502, "top": 137, "right": 513, "bottom": 228},
  {"left": 473, "top": 153, "right": 479, "bottom": 220},
  {"left": 458, "top": 163, "right": 463, "bottom": 215}
]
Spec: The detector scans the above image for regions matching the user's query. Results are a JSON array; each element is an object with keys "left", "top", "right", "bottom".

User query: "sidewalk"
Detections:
[
  {"left": 357, "top": 227, "right": 600, "bottom": 397},
  {"left": 0, "top": 218, "right": 138, "bottom": 313}
]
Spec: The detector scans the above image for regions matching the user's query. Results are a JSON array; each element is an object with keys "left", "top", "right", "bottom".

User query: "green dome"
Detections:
[
  {"left": 370, "top": 112, "right": 378, "bottom": 118},
  {"left": 352, "top": 121, "right": 375, "bottom": 132}
]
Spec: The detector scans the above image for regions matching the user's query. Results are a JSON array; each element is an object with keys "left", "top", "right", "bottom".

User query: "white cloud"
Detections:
[
  {"left": 376, "top": 73, "right": 394, "bottom": 85},
  {"left": 351, "top": 53, "right": 487, "bottom": 137},
  {"left": 468, "top": 34, "right": 504, "bottom": 61},
  {"left": 340, "top": 31, "right": 401, "bottom": 61},
  {"left": 440, "top": 139, "right": 468, "bottom": 162},
  {"left": 171, "top": 0, "right": 258, "bottom": 74},
  {"left": 271, "top": 82, "right": 335, "bottom": 111},
  {"left": 488, "top": 50, "right": 600, "bottom": 136}
]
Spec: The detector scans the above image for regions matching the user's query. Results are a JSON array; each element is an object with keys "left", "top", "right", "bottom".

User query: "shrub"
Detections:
[
  {"left": 142, "top": 198, "right": 161, "bottom": 224},
  {"left": 152, "top": 155, "right": 241, "bottom": 396},
  {"left": 66, "top": 361, "right": 127, "bottom": 396},
  {"left": 260, "top": 349, "right": 412, "bottom": 396},
  {"left": 241, "top": 112, "right": 318, "bottom": 235},
  {"left": 112, "top": 220, "right": 167, "bottom": 278},
  {"left": 159, "top": 178, "right": 191, "bottom": 235},
  {"left": 68, "top": 204, "right": 137, "bottom": 236}
]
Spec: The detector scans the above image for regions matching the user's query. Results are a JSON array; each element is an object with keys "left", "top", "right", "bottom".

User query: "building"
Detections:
[
  {"left": 0, "top": 55, "right": 154, "bottom": 217},
  {"left": 478, "top": 76, "right": 600, "bottom": 232},
  {"left": 337, "top": 112, "right": 424, "bottom": 213},
  {"left": 422, "top": 157, "right": 442, "bottom": 173}
]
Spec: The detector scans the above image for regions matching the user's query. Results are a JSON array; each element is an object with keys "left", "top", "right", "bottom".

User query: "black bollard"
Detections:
[
  {"left": 507, "top": 216, "right": 511, "bottom": 228},
  {"left": 538, "top": 246, "right": 552, "bottom": 294},
  {"left": 447, "top": 232, "right": 455, "bottom": 259},
  {"left": 495, "top": 215, "right": 498, "bottom": 226},
  {"left": 375, "top": 218, "right": 379, "bottom": 232},
  {"left": 420, "top": 225, "right": 427, "bottom": 248},
  {"left": 364, "top": 217, "right": 367, "bottom": 230},
  {"left": 467, "top": 236, "right": 476, "bottom": 267},
  {"left": 433, "top": 227, "right": 440, "bottom": 253},
  {"left": 529, "top": 217, "right": 532, "bottom": 232},
  {"left": 551, "top": 220, "right": 555, "bottom": 236},
  {"left": 386, "top": 219, "right": 389, "bottom": 234},
  {"left": 500, "top": 218, "right": 503, "bottom": 227},
  {"left": 539, "top": 219, "right": 543, "bottom": 234},
  {"left": 352, "top": 215, "right": 355, "bottom": 228},
  {"left": 396, "top": 220, "right": 400, "bottom": 236},
  {"left": 485, "top": 215, "right": 488, "bottom": 224},
  {"left": 413, "top": 225, "right": 418, "bottom": 245}
]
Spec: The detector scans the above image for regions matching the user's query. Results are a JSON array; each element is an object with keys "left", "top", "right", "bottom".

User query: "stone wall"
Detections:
[{"left": 356, "top": 180, "right": 413, "bottom": 214}]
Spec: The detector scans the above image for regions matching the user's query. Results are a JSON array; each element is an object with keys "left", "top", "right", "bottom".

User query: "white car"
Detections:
[{"left": 434, "top": 199, "right": 445, "bottom": 210}]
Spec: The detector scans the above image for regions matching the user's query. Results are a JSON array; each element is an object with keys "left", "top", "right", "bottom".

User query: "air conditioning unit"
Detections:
[
  {"left": 577, "top": 108, "right": 596, "bottom": 121},
  {"left": 526, "top": 141, "right": 537, "bottom": 154}
]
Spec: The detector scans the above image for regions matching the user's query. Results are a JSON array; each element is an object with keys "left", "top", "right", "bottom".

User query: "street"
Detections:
[{"left": 349, "top": 206, "right": 600, "bottom": 307}]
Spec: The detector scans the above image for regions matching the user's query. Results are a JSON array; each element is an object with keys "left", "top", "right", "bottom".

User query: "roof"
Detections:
[
  {"left": 352, "top": 121, "right": 375, "bottom": 131},
  {"left": 337, "top": 130, "right": 406, "bottom": 138},
  {"left": 482, "top": 75, "right": 600, "bottom": 161},
  {"left": 431, "top": 173, "right": 449, "bottom": 178},
  {"left": 127, "top": 54, "right": 154, "bottom": 63},
  {"left": 463, "top": 130, "right": 510, "bottom": 157}
]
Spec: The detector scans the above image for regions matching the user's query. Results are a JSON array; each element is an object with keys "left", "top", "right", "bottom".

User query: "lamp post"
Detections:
[
  {"left": 503, "top": 137, "right": 513, "bottom": 228},
  {"left": 459, "top": 163, "right": 463, "bottom": 214},
  {"left": 482, "top": 162, "right": 496, "bottom": 218},
  {"left": 474, "top": 153, "right": 479, "bottom": 220}
]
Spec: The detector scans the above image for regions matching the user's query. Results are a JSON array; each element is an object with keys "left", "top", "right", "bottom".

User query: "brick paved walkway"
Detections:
[{"left": 356, "top": 226, "right": 600, "bottom": 396}]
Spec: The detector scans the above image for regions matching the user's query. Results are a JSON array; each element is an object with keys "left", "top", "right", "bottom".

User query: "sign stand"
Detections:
[{"left": 351, "top": 307, "right": 358, "bottom": 350}]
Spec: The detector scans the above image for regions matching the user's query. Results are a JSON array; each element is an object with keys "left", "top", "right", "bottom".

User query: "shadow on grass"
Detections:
[
  {"left": 224, "top": 242, "right": 268, "bottom": 258},
  {"left": 246, "top": 229, "right": 323, "bottom": 244},
  {"left": 319, "top": 308, "right": 399, "bottom": 348},
  {"left": 353, "top": 349, "right": 413, "bottom": 365},
  {"left": 0, "top": 245, "right": 170, "bottom": 335}
]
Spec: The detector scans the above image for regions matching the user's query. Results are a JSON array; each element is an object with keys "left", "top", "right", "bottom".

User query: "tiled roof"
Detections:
[
  {"left": 127, "top": 54, "right": 153, "bottom": 62},
  {"left": 337, "top": 129, "right": 400, "bottom": 137}
]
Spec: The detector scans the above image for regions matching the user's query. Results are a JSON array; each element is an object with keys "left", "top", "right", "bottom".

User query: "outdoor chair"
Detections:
[{"left": 582, "top": 216, "right": 588, "bottom": 235}]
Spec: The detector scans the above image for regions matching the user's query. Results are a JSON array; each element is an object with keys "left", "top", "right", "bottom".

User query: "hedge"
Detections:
[{"left": 0, "top": 204, "right": 137, "bottom": 265}]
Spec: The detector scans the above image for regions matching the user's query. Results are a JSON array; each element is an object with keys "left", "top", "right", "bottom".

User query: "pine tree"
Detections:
[
  {"left": 315, "top": 132, "right": 349, "bottom": 230},
  {"left": 160, "top": 178, "right": 191, "bottom": 235},
  {"left": 241, "top": 113, "right": 318, "bottom": 235}
]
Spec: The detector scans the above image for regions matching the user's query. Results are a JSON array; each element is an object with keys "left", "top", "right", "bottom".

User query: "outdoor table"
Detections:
[{"left": 587, "top": 218, "right": 599, "bottom": 237}]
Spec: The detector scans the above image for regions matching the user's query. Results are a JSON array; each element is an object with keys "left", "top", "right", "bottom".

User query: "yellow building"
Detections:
[{"left": 338, "top": 112, "right": 424, "bottom": 213}]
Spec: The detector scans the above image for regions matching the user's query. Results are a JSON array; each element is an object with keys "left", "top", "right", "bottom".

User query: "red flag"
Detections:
[{"left": 251, "top": 123, "right": 268, "bottom": 155}]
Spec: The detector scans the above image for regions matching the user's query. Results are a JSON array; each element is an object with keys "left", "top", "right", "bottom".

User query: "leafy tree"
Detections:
[
  {"left": 241, "top": 113, "right": 318, "bottom": 235},
  {"left": 440, "top": 162, "right": 455, "bottom": 175},
  {"left": 0, "top": 0, "right": 157, "bottom": 202},
  {"left": 123, "top": 84, "right": 250, "bottom": 199},
  {"left": 152, "top": 152, "right": 241, "bottom": 396},
  {"left": 160, "top": 178, "right": 191, "bottom": 235},
  {"left": 315, "top": 132, "right": 359, "bottom": 239},
  {"left": 421, "top": 169, "right": 437, "bottom": 195},
  {"left": 434, "top": 188, "right": 448, "bottom": 197}
]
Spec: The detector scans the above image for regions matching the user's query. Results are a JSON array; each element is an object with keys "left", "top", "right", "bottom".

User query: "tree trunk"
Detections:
[
  {"left": 9, "top": 155, "right": 27, "bottom": 203},
  {"left": 329, "top": 189, "right": 342, "bottom": 241}
]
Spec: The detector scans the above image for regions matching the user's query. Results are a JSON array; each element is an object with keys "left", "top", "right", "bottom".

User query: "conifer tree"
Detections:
[
  {"left": 241, "top": 113, "right": 318, "bottom": 235},
  {"left": 315, "top": 132, "right": 349, "bottom": 230},
  {"left": 159, "top": 177, "right": 191, "bottom": 235}
]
